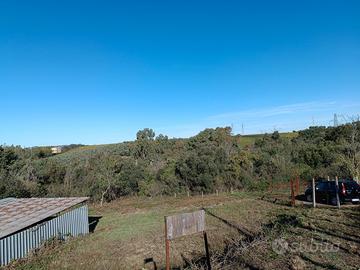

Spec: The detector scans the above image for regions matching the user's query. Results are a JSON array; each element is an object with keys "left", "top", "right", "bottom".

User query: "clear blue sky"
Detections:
[{"left": 1, "top": 0, "right": 359, "bottom": 147}]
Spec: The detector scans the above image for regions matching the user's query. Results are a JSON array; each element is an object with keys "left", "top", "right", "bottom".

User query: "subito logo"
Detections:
[{"left": 272, "top": 238, "right": 289, "bottom": 255}]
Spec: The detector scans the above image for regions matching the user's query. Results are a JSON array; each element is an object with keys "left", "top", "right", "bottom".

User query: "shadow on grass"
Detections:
[
  {"left": 144, "top": 257, "right": 158, "bottom": 270},
  {"left": 343, "top": 205, "right": 360, "bottom": 227},
  {"left": 292, "top": 226, "right": 360, "bottom": 250},
  {"left": 300, "top": 254, "right": 341, "bottom": 270},
  {"left": 88, "top": 216, "right": 102, "bottom": 233},
  {"left": 178, "top": 211, "right": 355, "bottom": 270},
  {"left": 259, "top": 194, "right": 292, "bottom": 207},
  {"left": 174, "top": 208, "right": 287, "bottom": 270},
  {"left": 203, "top": 208, "right": 255, "bottom": 240}
]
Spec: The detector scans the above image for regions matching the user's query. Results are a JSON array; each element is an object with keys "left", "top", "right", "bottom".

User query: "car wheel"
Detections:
[
  {"left": 306, "top": 194, "right": 312, "bottom": 202},
  {"left": 330, "top": 197, "right": 338, "bottom": 206}
]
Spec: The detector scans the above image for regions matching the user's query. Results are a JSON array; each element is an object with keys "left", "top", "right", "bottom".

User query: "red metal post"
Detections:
[
  {"left": 296, "top": 176, "right": 300, "bottom": 196},
  {"left": 290, "top": 179, "right": 295, "bottom": 206}
]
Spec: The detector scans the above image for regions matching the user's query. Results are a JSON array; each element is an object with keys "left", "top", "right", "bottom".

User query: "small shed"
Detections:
[{"left": 0, "top": 197, "right": 89, "bottom": 266}]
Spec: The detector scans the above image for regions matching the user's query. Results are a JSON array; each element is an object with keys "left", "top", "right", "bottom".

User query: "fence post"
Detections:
[
  {"left": 187, "top": 191, "right": 190, "bottom": 197},
  {"left": 202, "top": 191, "right": 204, "bottom": 198},
  {"left": 203, "top": 231, "right": 212, "bottom": 270},
  {"left": 216, "top": 190, "right": 219, "bottom": 196},
  {"left": 335, "top": 176, "right": 341, "bottom": 209},
  {"left": 312, "top": 178, "right": 316, "bottom": 208},
  {"left": 295, "top": 176, "right": 300, "bottom": 196},
  {"left": 164, "top": 217, "right": 170, "bottom": 270}
]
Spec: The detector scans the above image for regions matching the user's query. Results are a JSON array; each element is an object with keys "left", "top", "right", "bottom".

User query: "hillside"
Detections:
[
  {"left": 49, "top": 142, "right": 133, "bottom": 163},
  {"left": 50, "top": 132, "right": 298, "bottom": 163},
  {"left": 0, "top": 124, "right": 359, "bottom": 203}
]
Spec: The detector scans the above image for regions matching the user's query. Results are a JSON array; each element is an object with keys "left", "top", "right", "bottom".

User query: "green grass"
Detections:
[
  {"left": 49, "top": 131, "right": 298, "bottom": 163},
  {"left": 96, "top": 210, "right": 162, "bottom": 241},
  {"left": 6, "top": 191, "right": 359, "bottom": 270},
  {"left": 48, "top": 142, "right": 132, "bottom": 163},
  {"left": 240, "top": 131, "right": 298, "bottom": 147}
]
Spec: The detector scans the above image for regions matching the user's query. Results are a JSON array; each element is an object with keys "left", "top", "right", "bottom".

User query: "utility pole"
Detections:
[{"left": 334, "top": 114, "right": 339, "bottom": 127}]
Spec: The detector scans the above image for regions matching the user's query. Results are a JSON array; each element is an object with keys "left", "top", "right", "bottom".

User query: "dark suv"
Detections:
[{"left": 305, "top": 179, "right": 360, "bottom": 205}]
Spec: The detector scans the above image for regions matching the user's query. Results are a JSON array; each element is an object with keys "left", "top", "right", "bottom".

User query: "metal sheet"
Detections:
[
  {"left": 0, "top": 198, "right": 16, "bottom": 206},
  {"left": 0, "top": 197, "right": 88, "bottom": 239},
  {"left": 0, "top": 204, "right": 89, "bottom": 266},
  {"left": 165, "top": 210, "right": 205, "bottom": 240}
]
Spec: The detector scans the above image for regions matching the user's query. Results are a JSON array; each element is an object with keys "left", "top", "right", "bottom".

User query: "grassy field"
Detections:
[
  {"left": 49, "top": 131, "right": 298, "bottom": 162},
  {"left": 240, "top": 132, "right": 298, "bottom": 147},
  {"left": 6, "top": 191, "right": 360, "bottom": 270},
  {"left": 48, "top": 142, "right": 132, "bottom": 163}
]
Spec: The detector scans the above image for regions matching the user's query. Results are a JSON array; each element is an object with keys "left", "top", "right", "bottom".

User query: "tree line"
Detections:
[{"left": 1, "top": 122, "right": 359, "bottom": 203}]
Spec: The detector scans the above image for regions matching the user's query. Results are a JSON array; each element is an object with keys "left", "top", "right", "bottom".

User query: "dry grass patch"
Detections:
[{"left": 4, "top": 193, "right": 360, "bottom": 270}]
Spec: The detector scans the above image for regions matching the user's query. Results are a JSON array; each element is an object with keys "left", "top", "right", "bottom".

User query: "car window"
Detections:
[
  {"left": 344, "top": 181, "right": 359, "bottom": 189},
  {"left": 317, "top": 182, "right": 328, "bottom": 191}
]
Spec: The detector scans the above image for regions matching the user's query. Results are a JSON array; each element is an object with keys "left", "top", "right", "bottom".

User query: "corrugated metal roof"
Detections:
[
  {"left": 0, "top": 197, "right": 88, "bottom": 239},
  {"left": 0, "top": 198, "right": 16, "bottom": 206}
]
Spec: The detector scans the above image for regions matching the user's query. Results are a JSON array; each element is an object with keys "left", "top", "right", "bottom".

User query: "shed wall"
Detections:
[{"left": 0, "top": 204, "right": 88, "bottom": 266}]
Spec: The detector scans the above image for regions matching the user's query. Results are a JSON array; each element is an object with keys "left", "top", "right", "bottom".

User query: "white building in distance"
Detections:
[{"left": 51, "top": 146, "right": 63, "bottom": 154}]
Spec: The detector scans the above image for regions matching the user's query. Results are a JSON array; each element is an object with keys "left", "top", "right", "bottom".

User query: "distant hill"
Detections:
[
  {"left": 49, "top": 132, "right": 298, "bottom": 162},
  {"left": 2, "top": 123, "right": 358, "bottom": 201}
]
